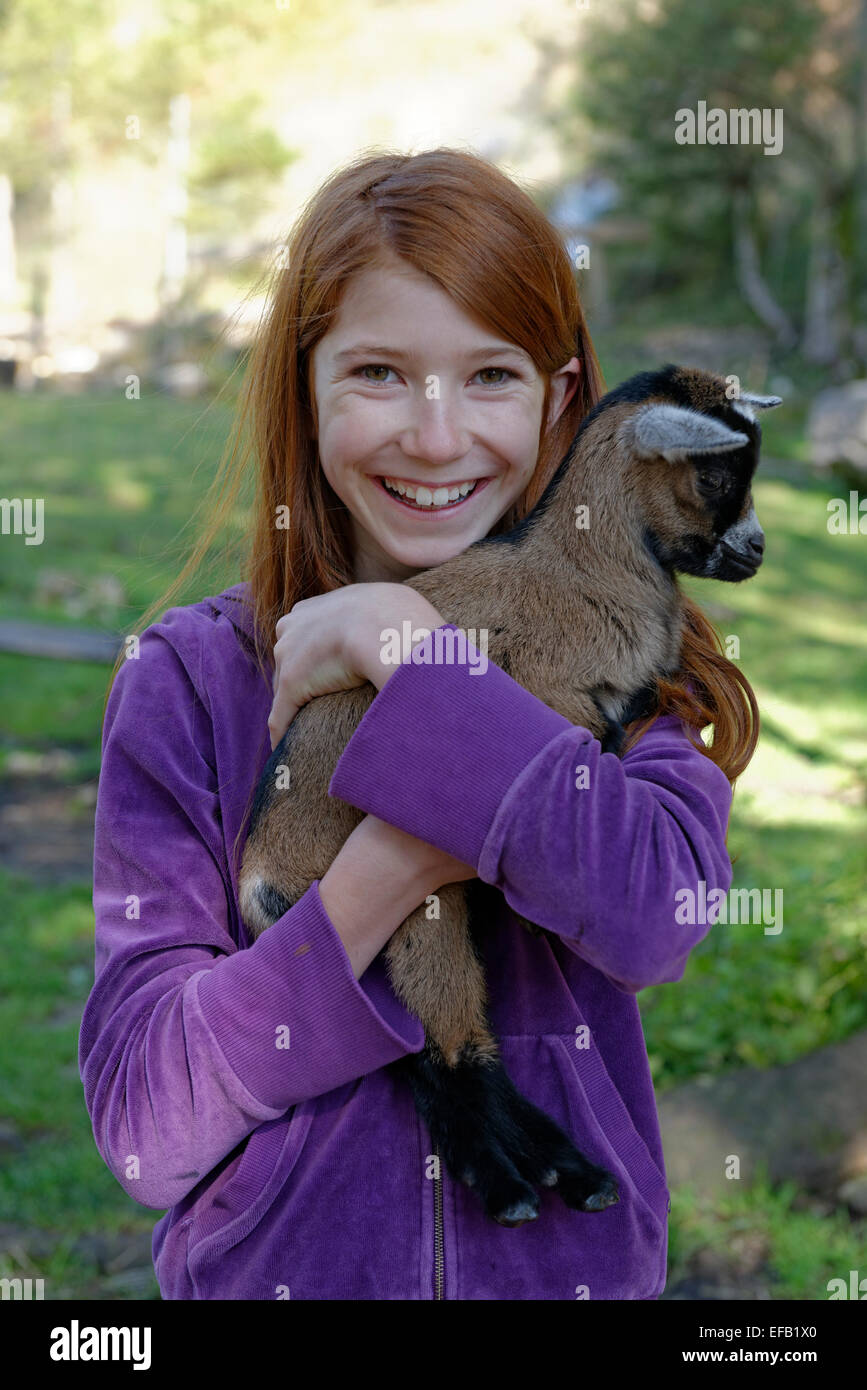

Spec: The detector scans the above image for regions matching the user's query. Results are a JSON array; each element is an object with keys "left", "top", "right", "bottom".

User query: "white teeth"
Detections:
[{"left": 381, "top": 476, "right": 479, "bottom": 507}]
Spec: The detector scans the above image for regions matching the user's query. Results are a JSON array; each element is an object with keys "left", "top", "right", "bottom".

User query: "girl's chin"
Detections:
[
  {"left": 378, "top": 532, "right": 483, "bottom": 568},
  {"left": 370, "top": 520, "right": 491, "bottom": 573}
]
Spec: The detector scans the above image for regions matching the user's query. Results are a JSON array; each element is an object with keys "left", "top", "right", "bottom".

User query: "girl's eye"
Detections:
[
  {"left": 357, "top": 364, "right": 397, "bottom": 383},
  {"left": 476, "top": 367, "right": 515, "bottom": 386},
  {"left": 353, "top": 364, "right": 517, "bottom": 386}
]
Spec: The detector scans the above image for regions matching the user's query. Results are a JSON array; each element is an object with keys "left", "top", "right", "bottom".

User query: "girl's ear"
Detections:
[{"left": 547, "top": 355, "right": 583, "bottom": 427}]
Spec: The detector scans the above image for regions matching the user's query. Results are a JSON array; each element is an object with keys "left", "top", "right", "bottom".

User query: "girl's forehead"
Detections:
[
  {"left": 329, "top": 261, "right": 462, "bottom": 323},
  {"left": 317, "top": 265, "right": 531, "bottom": 363},
  {"left": 312, "top": 293, "right": 527, "bottom": 364}
]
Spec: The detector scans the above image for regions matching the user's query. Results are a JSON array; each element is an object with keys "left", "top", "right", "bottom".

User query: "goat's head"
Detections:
[{"left": 614, "top": 364, "right": 782, "bottom": 581}]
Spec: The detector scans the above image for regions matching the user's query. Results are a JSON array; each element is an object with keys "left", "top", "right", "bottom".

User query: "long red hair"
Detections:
[{"left": 112, "top": 147, "right": 758, "bottom": 787}]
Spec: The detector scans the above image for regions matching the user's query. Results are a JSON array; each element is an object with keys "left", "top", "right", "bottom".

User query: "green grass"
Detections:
[
  {"left": 0, "top": 871, "right": 160, "bottom": 1299},
  {"left": 667, "top": 1173, "right": 867, "bottom": 1301},
  {"left": 0, "top": 390, "right": 246, "bottom": 747},
  {"left": 639, "top": 452, "right": 867, "bottom": 1089},
  {"left": 0, "top": 390, "right": 244, "bottom": 604}
]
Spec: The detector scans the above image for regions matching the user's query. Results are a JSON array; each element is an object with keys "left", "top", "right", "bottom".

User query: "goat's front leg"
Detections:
[{"left": 387, "top": 885, "right": 620, "bottom": 1226}]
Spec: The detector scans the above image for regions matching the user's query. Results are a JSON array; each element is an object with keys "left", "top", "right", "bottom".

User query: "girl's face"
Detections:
[{"left": 310, "top": 254, "right": 582, "bottom": 582}]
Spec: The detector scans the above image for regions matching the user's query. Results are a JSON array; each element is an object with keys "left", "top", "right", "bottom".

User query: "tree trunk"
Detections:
[
  {"left": 801, "top": 196, "right": 844, "bottom": 367},
  {"left": 851, "top": 0, "right": 867, "bottom": 367},
  {"left": 156, "top": 92, "right": 192, "bottom": 370},
  {"left": 731, "top": 186, "right": 798, "bottom": 350}
]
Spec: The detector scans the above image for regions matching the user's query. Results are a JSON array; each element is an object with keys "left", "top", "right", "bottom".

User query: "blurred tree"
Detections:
[
  {"left": 545, "top": 0, "right": 866, "bottom": 373},
  {"left": 0, "top": 0, "right": 340, "bottom": 356}
]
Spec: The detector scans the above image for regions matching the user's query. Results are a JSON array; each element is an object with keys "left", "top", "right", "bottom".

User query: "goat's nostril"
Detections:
[{"left": 748, "top": 535, "right": 765, "bottom": 557}]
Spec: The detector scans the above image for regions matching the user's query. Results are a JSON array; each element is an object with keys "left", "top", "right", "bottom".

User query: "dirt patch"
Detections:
[
  {"left": 0, "top": 1222, "right": 158, "bottom": 1300},
  {"left": 0, "top": 776, "right": 96, "bottom": 885},
  {"left": 658, "top": 1030, "right": 867, "bottom": 1199}
]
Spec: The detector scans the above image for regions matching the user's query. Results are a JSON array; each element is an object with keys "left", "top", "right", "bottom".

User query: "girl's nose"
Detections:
[{"left": 399, "top": 396, "right": 471, "bottom": 465}]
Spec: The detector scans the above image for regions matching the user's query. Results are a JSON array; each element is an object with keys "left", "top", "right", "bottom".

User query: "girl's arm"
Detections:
[
  {"left": 80, "top": 624, "right": 430, "bottom": 1212},
  {"left": 329, "top": 624, "right": 735, "bottom": 995},
  {"left": 318, "top": 813, "right": 475, "bottom": 978}
]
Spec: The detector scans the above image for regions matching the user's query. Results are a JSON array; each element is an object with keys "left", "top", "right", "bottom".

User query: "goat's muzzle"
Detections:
[{"left": 705, "top": 507, "right": 766, "bottom": 580}]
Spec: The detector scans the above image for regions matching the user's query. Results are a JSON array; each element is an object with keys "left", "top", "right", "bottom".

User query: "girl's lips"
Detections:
[{"left": 373, "top": 475, "right": 492, "bottom": 516}]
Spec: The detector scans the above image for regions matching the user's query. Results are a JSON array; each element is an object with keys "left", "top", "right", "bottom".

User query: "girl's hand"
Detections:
[{"left": 268, "top": 583, "right": 446, "bottom": 750}]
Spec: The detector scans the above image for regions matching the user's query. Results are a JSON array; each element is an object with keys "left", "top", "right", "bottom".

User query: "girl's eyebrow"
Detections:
[{"left": 331, "top": 343, "right": 532, "bottom": 365}]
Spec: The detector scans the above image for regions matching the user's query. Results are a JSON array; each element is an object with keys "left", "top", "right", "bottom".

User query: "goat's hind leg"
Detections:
[
  {"left": 386, "top": 888, "right": 540, "bottom": 1226},
  {"left": 387, "top": 886, "right": 619, "bottom": 1225},
  {"left": 397, "top": 1043, "right": 620, "bottom": 1226}
]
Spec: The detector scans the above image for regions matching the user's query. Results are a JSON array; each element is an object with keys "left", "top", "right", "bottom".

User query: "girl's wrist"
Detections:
[
  {"left": 353, "top": 814, "right": 443, "bottom": 889},
  {"left": 352, "top": 592, "right": 446, "bottom": 690},
  {"left": 318, "top": 816, "right": 443, "bottom": 977}
]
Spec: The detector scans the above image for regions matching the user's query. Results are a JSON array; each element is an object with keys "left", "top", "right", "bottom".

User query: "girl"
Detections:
[{"left": 80, "top": 148, "right": 755, "bottom": 1300}]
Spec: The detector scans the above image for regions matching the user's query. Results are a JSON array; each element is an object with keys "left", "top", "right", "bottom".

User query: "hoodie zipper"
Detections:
[{"left": 434, "top": 1142, "right": 444, "bottom": 1300}]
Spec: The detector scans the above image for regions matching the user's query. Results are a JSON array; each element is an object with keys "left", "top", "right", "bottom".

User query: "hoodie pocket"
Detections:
[
  {"left": 496, "top": 1030, "right": 669, "bottom": 1234},
  {"left": 555, "top": 1032, "right": 670, "bottom": 1226},
  {"left": 186, "top": 1098, "right": 317, "bottom": 1291}
]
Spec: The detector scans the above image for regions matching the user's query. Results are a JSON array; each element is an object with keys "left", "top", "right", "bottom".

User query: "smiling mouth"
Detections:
[{"left": 375, "top": 475, "right": 489, "bottom": 512}]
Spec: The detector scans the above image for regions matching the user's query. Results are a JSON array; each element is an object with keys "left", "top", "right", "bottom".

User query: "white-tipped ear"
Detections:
[
  {"left": 628, "top": 403, "right": 750, "bottom": 462},
  {"left": 728, "top": 390, "right": 784, "bottom": 423},
  {"left": 738, "top": 392, "right": 783, "bottom": 409}
]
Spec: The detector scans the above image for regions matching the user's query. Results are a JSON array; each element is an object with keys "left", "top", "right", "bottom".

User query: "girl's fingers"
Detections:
[{"left": 268, "top": 690, "right": 300, "bottom": 750}]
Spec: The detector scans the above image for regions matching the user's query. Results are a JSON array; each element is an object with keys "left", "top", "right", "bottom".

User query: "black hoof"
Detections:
[
  {"left": 506, "top": 1087, "right": 620, "bottom": 1213},
  {"left": 494, "top": 1197, "right": 540, "bottom": 1227},
  {"left": 395, "top": 1048, "right": 620, "bottom": 1224},
  {"left": 559, "top": 1171, "right": 620, "bottom": 1213}
]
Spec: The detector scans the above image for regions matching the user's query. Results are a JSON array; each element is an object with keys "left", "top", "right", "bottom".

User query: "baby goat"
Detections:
[{"left": 238, "top": 363, "right": 780, "bottom": 1227}]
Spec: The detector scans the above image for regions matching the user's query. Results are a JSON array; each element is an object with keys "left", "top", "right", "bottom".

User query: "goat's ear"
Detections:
[
  {"left": 627, "top": 404, "right": 749, "bottom": 463},
  {"left": 726, "top": 390, "right": 783, "bottom": 424},
  {"left": 737, "top": 392, "right": 783, "bottom": 409}
]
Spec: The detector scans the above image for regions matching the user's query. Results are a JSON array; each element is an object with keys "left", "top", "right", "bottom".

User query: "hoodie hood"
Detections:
[{"left": 202, "top": 582, "right": 261, "bottom": 644}]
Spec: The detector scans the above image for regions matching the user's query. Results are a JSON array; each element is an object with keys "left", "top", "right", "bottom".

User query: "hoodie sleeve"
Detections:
[
  {"left": 79, "top": 620, "right": 424, "bottom": 1212},
  {"left": 328, "top": 624, "right": 734, "bottom": 996}
]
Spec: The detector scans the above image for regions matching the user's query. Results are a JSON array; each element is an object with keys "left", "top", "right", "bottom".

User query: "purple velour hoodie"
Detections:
[{"left": 79, "top": 582, "right": 733, "bottom": 1300}]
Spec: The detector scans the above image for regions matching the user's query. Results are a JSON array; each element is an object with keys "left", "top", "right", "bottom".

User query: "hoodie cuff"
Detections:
[
  {"left": 328, "top": 623, "right": 575, "bottom": 870},
  {"left": 196, "top": 879, "right": 425, "bottom": 1112}
]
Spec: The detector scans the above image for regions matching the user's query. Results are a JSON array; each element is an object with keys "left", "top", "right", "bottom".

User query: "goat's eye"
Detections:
[{"left": 697, "top": 469, "right": 727, "bottom": 491}]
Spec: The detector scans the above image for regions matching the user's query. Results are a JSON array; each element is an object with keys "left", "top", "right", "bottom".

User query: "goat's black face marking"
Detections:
[
  {"left": 664, "top": 496, "right": 765, "bottom": 581},
  {"left": 684, "top": 438, "right": 765, "bottom": 581},
  {"left": 644, "top": 450, "right": 765, "bottom": 581},
  {"left": 612, "top": 369, "right": 769, "bottom": 585}
]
